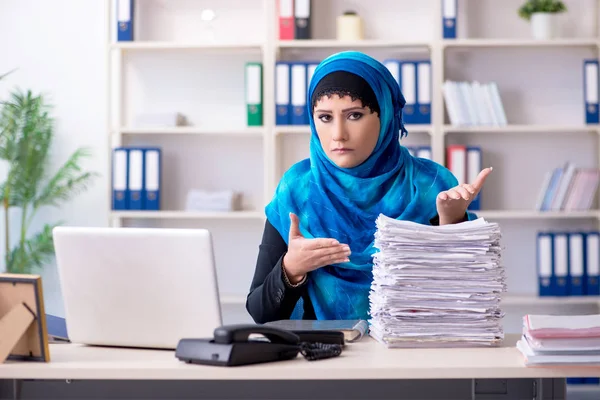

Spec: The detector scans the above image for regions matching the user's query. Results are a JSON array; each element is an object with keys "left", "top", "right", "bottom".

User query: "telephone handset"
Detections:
[
  {"left": 212, "top": 324, "right": 300, "bottom": 345},
  {"left": 175, "top": 324, "right": 342, "bottom": 367}
]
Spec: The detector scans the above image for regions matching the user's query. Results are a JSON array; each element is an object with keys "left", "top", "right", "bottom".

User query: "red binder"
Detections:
[{"left": 278, "top": 0, "right": 294, "bottom": 40}]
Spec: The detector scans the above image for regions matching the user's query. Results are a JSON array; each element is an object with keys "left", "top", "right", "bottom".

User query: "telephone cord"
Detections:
[{"left": 298, "top": 342, "right": 343, "bottom": 361}]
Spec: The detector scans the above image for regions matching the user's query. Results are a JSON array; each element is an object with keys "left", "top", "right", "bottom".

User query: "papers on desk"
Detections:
[
  {"left": 517, "top": 314, "right": 600, "bottom": 365},
  {"left": 368, "top": 214, "right": 506, "bottom": 348}
]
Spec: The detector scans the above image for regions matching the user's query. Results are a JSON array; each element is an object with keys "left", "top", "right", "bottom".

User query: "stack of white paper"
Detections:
[
  {"left": 517, "top": 314, "right": 600, "bottom": 366},
  {"left": 368, "top": 214, "right": 506, "bottom": 348}
]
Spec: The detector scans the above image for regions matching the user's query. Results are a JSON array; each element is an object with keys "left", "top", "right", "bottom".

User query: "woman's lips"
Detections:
[{"left": 332, "top": 148, "right": 353, "bottom": 154}]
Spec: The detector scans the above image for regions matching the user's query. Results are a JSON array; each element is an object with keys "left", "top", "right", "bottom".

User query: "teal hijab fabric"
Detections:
[{"left": 265, "top": 51, "right": 474, "bottom": 320}]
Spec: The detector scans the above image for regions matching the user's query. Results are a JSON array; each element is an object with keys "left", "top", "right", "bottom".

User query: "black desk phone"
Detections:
[{"left": 175, "top": 324, "right": 343, "bottom": 367}]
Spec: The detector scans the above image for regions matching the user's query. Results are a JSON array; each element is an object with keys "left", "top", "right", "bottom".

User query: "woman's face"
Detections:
[{"left": 313, "top": 94, "right": 380, "bottom": 169}]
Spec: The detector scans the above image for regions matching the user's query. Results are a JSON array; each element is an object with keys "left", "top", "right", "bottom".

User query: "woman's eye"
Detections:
[
  {"left": 318, "top": 114, "right": 332, "bottom": 122},
  {"left": 348, "top": 112, "right": 363, "bottom": 120}
]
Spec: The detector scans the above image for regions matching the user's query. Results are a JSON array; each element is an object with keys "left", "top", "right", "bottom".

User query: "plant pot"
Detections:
[{"left": 530, "top": 12, "right": 557, "bottom": 40}]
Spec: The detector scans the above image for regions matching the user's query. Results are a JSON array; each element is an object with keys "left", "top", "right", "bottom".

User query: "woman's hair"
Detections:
[{"left": 311, "top": 70, "right": 380, "bottom": 115}]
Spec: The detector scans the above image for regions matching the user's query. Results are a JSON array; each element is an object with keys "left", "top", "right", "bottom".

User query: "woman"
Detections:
[{"left": 246, "top": 51, "right": 491, "bottom": 323}]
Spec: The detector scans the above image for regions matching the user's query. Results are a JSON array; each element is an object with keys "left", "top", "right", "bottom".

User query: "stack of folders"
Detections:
[
  {"left": 383, "top": 59, "right": 432, "bottom": 125},
  {"left": 112, "top": 147, "right": 161, "bottom": 211},
  {"left": 442, "top": 80, "right": 507, "bottom": 126},
  {"left": 517, "top": 314, "right": 600, "bottom": 366},
  {"left": 535, "top": 161, "right": 600, "bottom": 212},
  {"left": 537, "top": 231, "right": 599, "bottom": 297},
  {"left": 369, "top": 214, "right": 506, "bottom": 348}
]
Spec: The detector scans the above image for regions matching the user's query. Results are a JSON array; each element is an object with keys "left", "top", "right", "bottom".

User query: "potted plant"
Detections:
[
  {"left": 0, "top": 88, "right": 98, "bottom": 274},
  {"left": 518, "top": 0, "right": 567, "bottom": 40}
]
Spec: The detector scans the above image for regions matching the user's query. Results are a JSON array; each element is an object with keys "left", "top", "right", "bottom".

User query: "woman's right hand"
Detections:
[{"left": 282, "top": 213, "right": 351, "bottom": 284}]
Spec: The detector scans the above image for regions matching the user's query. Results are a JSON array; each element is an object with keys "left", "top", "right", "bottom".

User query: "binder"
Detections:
[
  {"left": 143, "top": 148, "right": 161, "bottom": 211},
  {"left": 306, "top": 62, "right": 318, "bottom": 89},
  {"left": 446, "top": 144, "right": 467, "bottom": 184},
  {"left": 416, "top": 60, "right": 431, "bottom": 124},
  {"left": 568, "top": 232, "right": 585, "bottom": 296},
  {"left": 539, "top": 167, "right": 563, "bottom": 211},
  {"left": 553, "top": 233, "right": 569, "bottom": 296},
  {"left": 275, "top": 62, "right": 291, "bottom": 125},
  {"left": 466, "top": 146, "right": 482, "bottom": 211},
  {"left": 291, "top": 63, "right": 308, "bottom": 125},
  {"left": 294, "top": 0, "right": 311, "bottom": 39},
  {"left": 127, "top": 148, "right": 145, "bottom": 210},
  {"left": 442, "top": 0, "right": 457, "bottom": 39},
  {"left": 400, "top": 61, "right": 417, "bottom": 124},
  {"left": 278, "top": 0, "right": 295, "bottom": 40},
  {"left": 584, "top": 59, "right": 599, "bottom": 124},
  {"left": 586, "top": 232, "right": 600, "bottom": 295},
  {"left": 384, "top": 59, "right": 400, "bottom": 91},
  {"left": 112, "top": 147, "right": 128, "bottom": 210},
  {"left": 537, "top": 232, "right": 553, "bottom": 296},
  {"left": 116, "top": 0, "right": 134, "bottom": 42},
  {"left": 245, "top": 62, "right": 263, "bottom": 126}
]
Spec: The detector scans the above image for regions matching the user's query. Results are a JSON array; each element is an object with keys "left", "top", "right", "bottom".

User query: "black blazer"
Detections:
[{"left": 245, "top": 213, "right": 466, "bottom": 323}]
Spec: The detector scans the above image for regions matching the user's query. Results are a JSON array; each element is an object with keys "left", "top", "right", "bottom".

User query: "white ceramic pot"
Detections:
[
  {"left": 530, "top": 12, "right": 556, "bottom": 40},
  {"left": 336, "top": 12, "right": 364, "bottom": 41}
]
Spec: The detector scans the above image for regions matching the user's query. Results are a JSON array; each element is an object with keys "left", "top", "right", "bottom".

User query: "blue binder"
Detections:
[
  {"left": 584, "top": 59, "right": 599, "bottom": 124},
  {"left": 442, "top": 0, "right": 457, "bottom": 39},
  {"left": 568, "top": 232, "right": 585, "bottom": 296},
  {"left": 143, "top": 148, "right": 161, "bottom": 211},
  {"left": 537, "top": 232, "right": 553, "bottom": 296},
  {"left": 400, "top": 61, "right": 418, "bottom": 124},
  {"left": 117, "top": 0, "right": 134, "bottom": 42},
  {"left": 416, "top": 60, "right": 432, "bottom": 124},
  {"left": 127, "top": 148, "right": 145, "bottom": 210},
  {"left": 291, "top": 62, "right": 308, "bottom": 125},
  {"left": 553, "top": 232, "right": 569, "bottom": 296},
  {"left": 585, "top": 231, "right": 600, "bottom": 295},
  {"left": 275, "top": 62, "right": 291, "bottom": 125},
  {"left": 112, "top": 147, "right": 129, "bottom": 210}
]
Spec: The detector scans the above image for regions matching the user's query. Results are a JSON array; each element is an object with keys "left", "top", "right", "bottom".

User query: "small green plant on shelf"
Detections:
[
  {"left": 518, "top": 0, "right": 567, "bottom": 21},
  {"left": 0, "top": 87, "right": 99, "bottom": 274}
]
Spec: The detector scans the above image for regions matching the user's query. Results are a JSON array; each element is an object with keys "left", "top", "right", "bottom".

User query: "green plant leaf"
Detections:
[
  {"left": 518, "top": 0, "right": 567, "bottom": 20},
  {"left": 6, "top": 223, "right": 59, "bottom": 274},
  {"left": 0, "top": 87, "right": 98, "bottom": 274},
  {"left": 34, "top": 147, "right": 100, "bottom": 209}
]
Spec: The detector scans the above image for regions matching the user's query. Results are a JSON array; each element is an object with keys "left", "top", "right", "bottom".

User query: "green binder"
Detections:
[{"left": 245, "top": 62, "right": 263, "bottom": 126}]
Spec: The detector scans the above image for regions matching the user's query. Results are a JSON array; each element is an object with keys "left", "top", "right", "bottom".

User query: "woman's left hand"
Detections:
[{"left": 436, "top": 167, "right": 493, "bottom": 225}]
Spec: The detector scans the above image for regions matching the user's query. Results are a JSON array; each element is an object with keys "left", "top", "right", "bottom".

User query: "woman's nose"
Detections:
[{"left": 332, "top": 121, "right": 348, "bottom": 141}]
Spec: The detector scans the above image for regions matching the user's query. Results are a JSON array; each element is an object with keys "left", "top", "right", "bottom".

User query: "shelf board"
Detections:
[
  {"left": 275, "top": 124, "right": 433, "bottom": 135},
  {"left": 111, "top": 211, "right": 265, "bottom": 219},
  {"left": 111, "top": 41, "right": 263, "bottom": 51},
  {"left": 277, "top": 39, "right": 431, "bottom": 49},
  {"left": 119, "top": 127, "right": 264, "bottom": 137},
  {"left": 502, "top": 294, "right": 600, "bottom": 306},
  {"left": 443, "top": 125, "right": 600, "bottom": 134},
  {"left": 476, "top": 210, "right": 599, "bottom": 219},
  {"left": 443, "top": 38, "right": 599, "bottom": 48}
]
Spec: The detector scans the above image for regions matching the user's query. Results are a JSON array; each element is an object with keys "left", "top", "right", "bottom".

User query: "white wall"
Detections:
[{"left": 0, "top": 0, "right": 109, "bottom": 316}]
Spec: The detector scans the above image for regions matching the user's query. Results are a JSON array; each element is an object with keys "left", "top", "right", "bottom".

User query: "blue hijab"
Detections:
[{"left": 265, "top": 51, "right": 473, "bottom": 321}]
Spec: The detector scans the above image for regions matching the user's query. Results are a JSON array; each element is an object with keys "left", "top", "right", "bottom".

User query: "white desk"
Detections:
[{"left": 1, "top": 334, "right": 599, "bottom": 400}]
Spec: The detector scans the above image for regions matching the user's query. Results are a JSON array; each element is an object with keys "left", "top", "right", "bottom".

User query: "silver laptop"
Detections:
[{"left": 53, "top": 226, "right": 223, "bottom": 349}]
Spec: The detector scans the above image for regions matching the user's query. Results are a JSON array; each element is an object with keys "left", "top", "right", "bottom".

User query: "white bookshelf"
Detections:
[
  {"left": 442, "top": 38, "right": 599, "bottom": 48},
  {"left": 119, "top": 126, "right": 264, "bottom": 136},
  {"left": 106, "top": 0, "right": 600, "bottom": 323}
]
